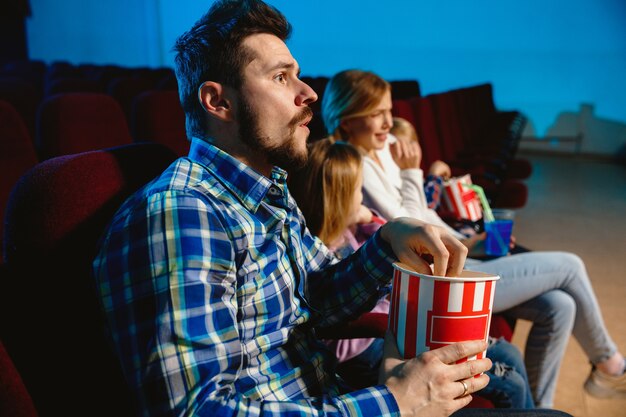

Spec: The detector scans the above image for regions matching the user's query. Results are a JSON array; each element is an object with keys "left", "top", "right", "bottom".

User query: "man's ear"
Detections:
[{"left": 198, "top": 81, "right": 233, "bottom": 121}]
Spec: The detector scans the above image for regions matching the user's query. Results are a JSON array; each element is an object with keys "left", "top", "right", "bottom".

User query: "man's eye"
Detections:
[{"left": 275, "top": 73, "right": 286, "bottom": 84}]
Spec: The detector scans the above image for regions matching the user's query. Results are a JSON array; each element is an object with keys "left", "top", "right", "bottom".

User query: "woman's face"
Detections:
[{"left": 340, "top": 89, "right": 393, "bottom": 155}]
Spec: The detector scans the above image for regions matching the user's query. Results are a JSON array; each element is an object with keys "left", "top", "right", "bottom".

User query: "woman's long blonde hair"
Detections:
[
  {"left": 289, "top": 138, "right": 362, "bottom": 245},
  {"left": 321, "top": 69, "right": 391, "bottom": 140}
]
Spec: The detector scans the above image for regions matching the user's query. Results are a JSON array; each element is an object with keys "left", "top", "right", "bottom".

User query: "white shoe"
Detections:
[{"left": 584, "top": 363, "right": 626, "bottom": 399}]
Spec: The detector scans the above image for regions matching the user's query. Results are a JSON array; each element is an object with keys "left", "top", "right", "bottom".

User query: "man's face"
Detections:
[{"left": 235, "top": 33, "right": 317, "bottom": 171}]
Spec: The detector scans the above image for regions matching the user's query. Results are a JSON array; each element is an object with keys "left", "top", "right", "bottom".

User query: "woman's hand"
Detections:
[{"left": 389, "top": 139, "right": 421, "bottom": 170}]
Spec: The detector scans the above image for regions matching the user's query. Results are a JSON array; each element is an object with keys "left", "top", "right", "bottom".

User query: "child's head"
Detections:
[
  {"left": 289, "top": 138, "right": 363, "bottom": 245},
  {"left": 391, "top": 117, "right": 418, "bottom": 143}
]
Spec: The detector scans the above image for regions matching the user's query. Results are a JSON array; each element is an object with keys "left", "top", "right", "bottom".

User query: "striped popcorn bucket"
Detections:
[
  {"left": 441, "top": 174, "right": 483, "bottom": 221},
  {"left": 389, "top": 262, "right": 499, "bottom": 364}
]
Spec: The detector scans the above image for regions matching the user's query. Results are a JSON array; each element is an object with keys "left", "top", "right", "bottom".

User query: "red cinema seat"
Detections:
[
  {"left": 1, "top": 142, "right": 177, "bottom": 416},
  {"left": 36, "top": 93, "right": 133, "bottom": 160},
  {"left": 0, "top": 100, "right": 38, "bottom": 263},
  {"left": 132, "top": 90, "right": 190, "bottom": 156},
  {"left": 0, "top": 338, "right": 38, "bottom": 417}
]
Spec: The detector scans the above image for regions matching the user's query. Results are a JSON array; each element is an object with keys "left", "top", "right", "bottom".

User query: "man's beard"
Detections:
[{"left": 238, "top": 97, "right": 313, "bottom": 172}]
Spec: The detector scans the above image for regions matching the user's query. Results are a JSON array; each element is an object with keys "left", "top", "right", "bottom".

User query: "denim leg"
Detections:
[
  {"left": 501, "top": 291, "right": 575, "bottom": 408},
  {"left": 465, "top": 251, "right": 617, "bottom": 407},
  {"left": 465, "top": 252, "right": 617, "bottom": 363},
  {"left": 485, "top": 337, "right": 535, "bottom": 408}
]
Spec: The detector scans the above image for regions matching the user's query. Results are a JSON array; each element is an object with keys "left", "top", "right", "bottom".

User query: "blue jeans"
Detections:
[
  {"left": 465, "top": 251, "right": 617, "bottom": 408},
  {"left": 482, "top": 337, "right": 535, "bottom": 409}
]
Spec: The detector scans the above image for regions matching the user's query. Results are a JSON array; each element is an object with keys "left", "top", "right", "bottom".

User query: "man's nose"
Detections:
[{"left": 296, "top": 79, "right": 318, "bottom": 106}]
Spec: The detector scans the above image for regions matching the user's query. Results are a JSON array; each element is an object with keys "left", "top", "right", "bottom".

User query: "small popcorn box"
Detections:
[
  {"left": 389, "top": 263, "right": 499, "bottom": 363},
  {"left": 441, "top": 174, "right": 483, "bottom": 221}
]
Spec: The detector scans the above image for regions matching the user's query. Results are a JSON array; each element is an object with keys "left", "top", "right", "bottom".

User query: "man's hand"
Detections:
[
  {"left": 380, "top": 217, "right": 467, "bottom": 277},
  {"left": 380, "top": 331, "right": 491, "bottom": 417}
]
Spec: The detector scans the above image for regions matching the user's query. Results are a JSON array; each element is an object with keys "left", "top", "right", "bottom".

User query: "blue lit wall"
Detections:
[{"left": 27, "top": 0, "right": 626, "bottom": 144}]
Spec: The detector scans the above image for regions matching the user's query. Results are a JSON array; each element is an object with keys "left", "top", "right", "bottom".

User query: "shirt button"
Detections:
[{"left": 268, "top": 187, "right": 281, "bottom": 196}]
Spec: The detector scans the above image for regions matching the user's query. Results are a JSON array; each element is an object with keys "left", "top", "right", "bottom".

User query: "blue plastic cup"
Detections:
[{"left": 484, "top": 209, "right": 515, "bottom": 256}]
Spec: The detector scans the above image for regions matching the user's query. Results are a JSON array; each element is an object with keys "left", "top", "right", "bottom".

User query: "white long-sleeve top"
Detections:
[{"left": 361, "top": 134, "right": 465, "bottom": 240}]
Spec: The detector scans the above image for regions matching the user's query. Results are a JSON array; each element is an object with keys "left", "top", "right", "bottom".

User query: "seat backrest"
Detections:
[
  {"left": 44, "top": 77, "right": 104, "bottom": 96},
  {"left": 390, "top": 79, "right": 421, "bottom": 100},
  {"left": 36, "top": 92, "right": 133, "bottom": 160},
  {"left": 1, "top": 60, "right": 46, "bottom": 96},
  {"left": 107, "top": 76, "right": 156, "bottom": 126},
  {"left": 43, "top": 61, "right": 82, "bottom": 86},
  {"left": 411, "top": 96, "right": 445, "bottom": 170},
  {"left": 430, "top": 90, "right": 466, "bottom": 162},
  {"left": 1, "top": 142, "right": 177, "bottom": 417},
  {"left": 0, "top": 338, "right": 39, "bottom": 417},
  {"left": 132, "top": 89, "right": 189, "bottom": 156},
  {"left": 391, "top": 98, "right": 417, "bottom": 129},
  {"left": 0, "top": 100, "right": 38, "bottom": 263},
  {"left": 0, "top": 77, "right": 40, "bottom": 138},
  {"left": 452, "top": 83, "right": 496, "bottom": 148}
]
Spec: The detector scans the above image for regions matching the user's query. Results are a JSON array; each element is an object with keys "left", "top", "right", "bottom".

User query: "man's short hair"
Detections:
[{"left": 173, "top": 0, "right": 292, "bottom": 140}]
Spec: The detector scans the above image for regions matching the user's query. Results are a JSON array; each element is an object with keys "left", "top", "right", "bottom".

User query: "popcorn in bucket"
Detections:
[{"left": 389, "top": 262, "right": 499, "bottom": 364}]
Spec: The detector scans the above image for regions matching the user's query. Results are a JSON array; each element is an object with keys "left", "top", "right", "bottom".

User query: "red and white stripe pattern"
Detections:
[
  {"left": 442, "top": 174, "right": 482, "bottom": 221},
  {"left": 389, "top": 266, "right": 497, "bottom": 361}
]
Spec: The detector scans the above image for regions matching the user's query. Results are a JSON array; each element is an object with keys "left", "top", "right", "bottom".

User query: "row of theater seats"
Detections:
[
  {"left": 0, "top": 59, "right": 177, "bottom": 139},
  {"left": 1, "top": 60, "right": 526, "bottom": 187},
  {"left": 0, "top": 62, "right": 177, "bottom": 266},
  {"left": 35, "top": 91, "right": 188, "bottom": 161},
  {"left": 0, "top": 90, "right": 187, "bottom": 260}
]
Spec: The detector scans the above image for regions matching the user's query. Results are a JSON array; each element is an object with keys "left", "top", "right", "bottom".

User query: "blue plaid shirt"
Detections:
[{"left": 93, "top": 138, "right": 400, "bottom": 416}]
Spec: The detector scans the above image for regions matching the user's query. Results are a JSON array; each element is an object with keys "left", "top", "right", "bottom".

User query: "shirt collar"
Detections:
[{"left": 188, "top": 138, "right": 289, "bottom": 212}]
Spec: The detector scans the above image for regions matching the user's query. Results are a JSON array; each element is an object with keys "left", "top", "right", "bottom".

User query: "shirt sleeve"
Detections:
[
  {"left": 301, "top": 219, "right": 397, "bottom": 328},
  {"left": 361, "top": 159, "right": 426, "bottom": 221},
  {"left": 362, "top": 159, "right": 464, "bottom": 240},
  {"left": 424, "top": 174, "right": 445, "bottom": 210}
]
